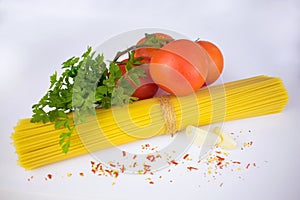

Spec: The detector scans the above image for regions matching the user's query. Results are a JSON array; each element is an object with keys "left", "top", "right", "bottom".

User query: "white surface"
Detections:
[{"left": 1, "top": 0, "right": 300, "bottom": 200}]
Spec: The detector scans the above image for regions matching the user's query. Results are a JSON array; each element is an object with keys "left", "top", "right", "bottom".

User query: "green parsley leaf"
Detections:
[{"left": 31, "top": 47, "right": 146, "bottom": 153}]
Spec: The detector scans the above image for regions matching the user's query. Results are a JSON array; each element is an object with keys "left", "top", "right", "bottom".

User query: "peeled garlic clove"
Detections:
[
  {"left": 214, "top": 126, "right": 237, "bottom": 150},
  {"left": 186, "top": 125, "right": 221, "bottom": 147}
]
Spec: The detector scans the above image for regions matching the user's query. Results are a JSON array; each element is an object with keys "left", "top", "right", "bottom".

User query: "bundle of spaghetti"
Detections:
[{"left": 12, "top": 75, "right": 288, "bottom": 170}]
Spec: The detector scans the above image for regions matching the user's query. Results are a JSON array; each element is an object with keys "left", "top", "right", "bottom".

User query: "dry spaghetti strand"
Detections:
[{"left": 11, "top": 76, "right": 288, "bottom": 170}]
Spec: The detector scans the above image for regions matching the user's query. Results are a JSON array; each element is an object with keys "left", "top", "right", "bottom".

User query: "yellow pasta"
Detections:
[{"left": 12, "top": 75, "right": 288, "bottom": 170}]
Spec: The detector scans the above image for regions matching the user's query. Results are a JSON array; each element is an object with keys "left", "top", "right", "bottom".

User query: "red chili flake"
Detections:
[
  {"left": 197, "top": 160, "right": 201, "bottom": 163},
  {"left": 144, "top": 164, "right": 151, "bottom": 171},
  {"left": 79, "top": 172, "right": 84, "bottom": 176},
  {"left": 120, "top": 165, "right": 125, "bottom": 173},
  {"left": 149, "top": 181, "right": 154, "bottom": 184},
  {"left": 133, "top": 162, "right": 137, "bottom": 168},
  {"left": 187, "top": 166, "right": 198, "bottom": 171},
  {"left": 232, "top": 161, "right": 241, "bottom": 164},
  {"left": 112, "top": 171, "right": 119, "bottom": 178},
  {"left": 133, "top": 154, "right": 137, "bottom": 159},
  {"left": 216, "top": 156, "right": 225, "bottom": 161},
  {"left": 250, "top": 141, "right": 253, "bottom": 146},
  {"left": 217, "top": 161, "right": 222, "bottom": 166},
  {"left": 246, "top": 163, "right": 251, "bottom": 169},
  {"left": 105, "top": 169, "right": 112, "bottom": 176},
  {"left": 169, "top": 160, "right": 178, "bottom": 165},
  {"left": 146, "top": 155, "right": 156, "bottom": 162},
  {"left": 110, "top": 163, "right": 116, "bottom": 168},
  {"left": 47, "top": 174, "right": 52, "bottom": 179},
  {"left": 145, "top": 144, "right": 150, "bottom": 148},
  {"left": 168, "top": 169, "right": 171, "bottom": 173},
  {"left": 183, "top": 154, "right": 189, "bottom": 159},
  {"left": 253, "top": 163, "right": 256, "bottom": 167},
  {"left": 91, "top": 161, "right": 95, "bottom": 165},
  {"left": 215, "top": 151, "right": 222, "bottom": 154},
  {"left": 122, "top": 151, "right": 126, "bottom": 157},
  {"left": 97, "top": 163, "right": 101, "bottom": 169}
]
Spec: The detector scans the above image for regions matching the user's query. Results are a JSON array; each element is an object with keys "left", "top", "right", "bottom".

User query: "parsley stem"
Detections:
[{"left": 112, "top": 44, "right": 154, "bottom": 62}]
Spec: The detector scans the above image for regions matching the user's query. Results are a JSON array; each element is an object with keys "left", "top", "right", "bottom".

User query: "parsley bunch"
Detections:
[{"left": 31, "top": 47, "right": 145, "bottom": 153}]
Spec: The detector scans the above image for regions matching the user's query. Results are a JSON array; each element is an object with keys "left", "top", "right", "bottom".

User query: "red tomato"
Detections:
[
  {"left": 196, "top": 40, "right": 224, "bottom": 85},
  {"left": 131, "top": 65, "right": 159, "bottom": 100},
  {"left": 118, "top": 59, "right": 158, "bottom": 100},
  {"left": 135, "top": 33, "right": 173, "bottom": 60},
  {"left": 134, "top": 47, "right": 159, "bottom": 60},
  {"left": 149, "top": 39, "right": 210, "bottom": 96}
]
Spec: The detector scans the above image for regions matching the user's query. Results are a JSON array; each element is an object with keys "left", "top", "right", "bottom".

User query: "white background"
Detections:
[{"left": 1, "top": 0, "right": 300, "bottom": 199}]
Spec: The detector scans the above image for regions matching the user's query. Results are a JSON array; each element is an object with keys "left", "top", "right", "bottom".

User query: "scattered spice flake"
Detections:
[
  {"left": 143, "top": 164, "right": 152, "bottom": 174},
  {"left": 253, "top": 163, "right": 256, "bottom": 167},
  {"left": 79, "top": 172, "right": 84, "bottom": 176},
  {"left": 132, "top": 162, "right": 138, "bottom": 168},
  {"left": 243, "top": 141, "right": 254, "bottom": 148},
  {"left": 151, "top": 146, "right": 158, "bottom": 151},
  {"left": 246, "top": 163, "right": 251, "bottom": 169},
  {"left": 120, "top": 164, "right": 125, "bottom": 173},
  {"left": 47, "top": 174, "right": 53, "bottom": 180},
  {"left": 27, "top": 176, "right": 34, "bottom": 181},
  {"left": 122, "top": 151, "right": 126, "bottom": 157},
  {"left": 149, "top": 181, "right": 154, "bottom": 184},
  {"left": 169, "top": 160, "right": 178, "bottom": 166},
  {"left": 187, "top": 166, "right": 198, "bottom": 171},
  {"left": 112, "top": 170, "right": 119, "bottom": 178},
  {"left": 146, "top": 154, "right": 156, "bottom": 162},
  {"left": 219, "top": 182, "right": 224, "bottom": 187},
  {"left": 232, "top": 161, "right": 241, "bottom": 164},
  {"left": 183, "top": 154, "right": 189, "bottom": 160},
  {"left": 133, "top": 154, "right": 137, "bottom": 159},
  {"left": 156, "top": 154, "right": 162, "bottom": 159},
  {"left": 109, "top": 163, "right": 116, "bottom": 168},
  {"left": 216, "top": 156, "right": 225, "bottom": 161}
]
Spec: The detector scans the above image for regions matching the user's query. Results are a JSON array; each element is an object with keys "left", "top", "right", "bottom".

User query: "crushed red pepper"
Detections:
[
  {"left": 47, "top": 174, "right": 52, "bottom": 179},
  {"left": 30, "top": 128, "right": 259, "bottom": 186}
]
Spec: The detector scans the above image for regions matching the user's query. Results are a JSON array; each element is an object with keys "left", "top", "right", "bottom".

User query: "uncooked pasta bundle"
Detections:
[{"left": 12, "top": 75, "right": 288, "bottom": 170}]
